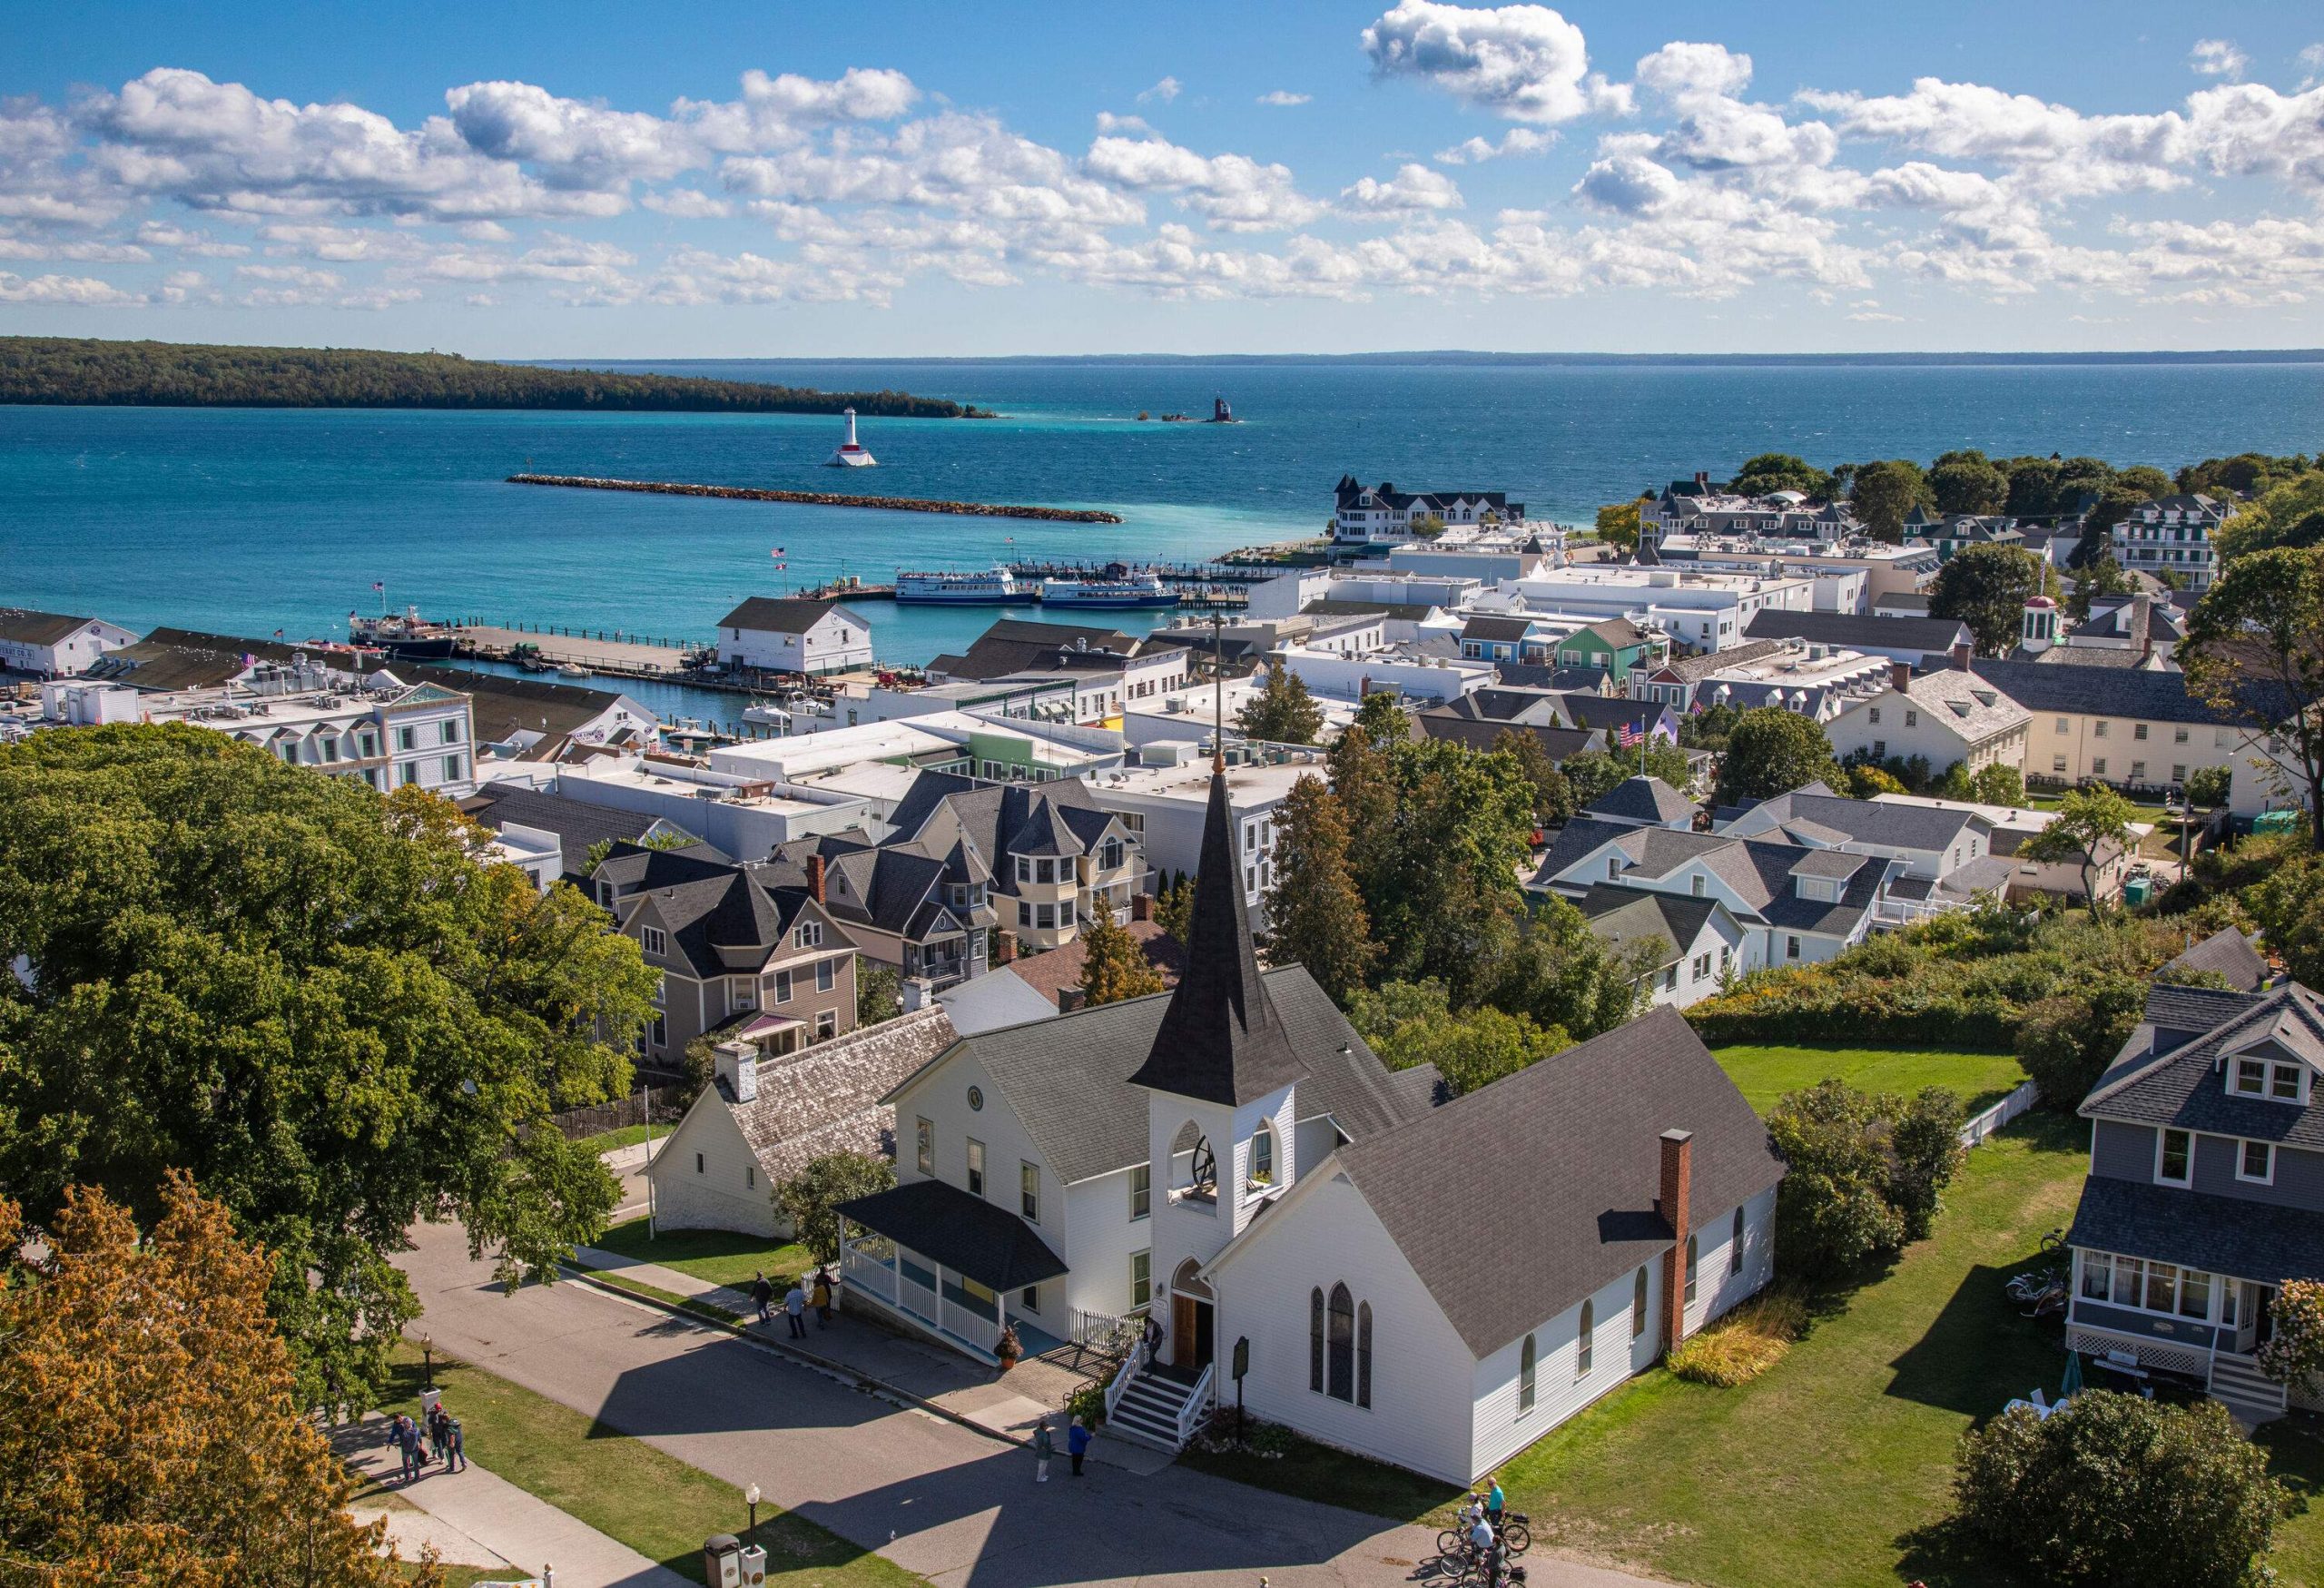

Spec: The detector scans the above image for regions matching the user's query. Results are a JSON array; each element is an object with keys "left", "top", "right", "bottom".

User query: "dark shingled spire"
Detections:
[{"left": 1125, "top": 768, "right": 1308, "bottom": 1106}]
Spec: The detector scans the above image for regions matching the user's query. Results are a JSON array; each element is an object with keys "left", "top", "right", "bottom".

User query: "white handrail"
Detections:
[
  {"left": 1104, "top": 1351, "right": 1139, "bottom": 1424},
  {"left": 1175, "top": 1361, "right": 1216, "bottom": 1445}
]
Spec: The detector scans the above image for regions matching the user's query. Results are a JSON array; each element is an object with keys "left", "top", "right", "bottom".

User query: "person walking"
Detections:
[
  {"left": 1032, "top": 1419, "right": 1054, "bottom": 1483},
  {"left": 392, "top": 1414, "right": 421, "bottom": 1484},
  {"left": 783, "top": 1278, "right": 808, "bottom": 1339},
  {"left": 811, "top": 1267, "right": 833, "bottom": 1329},
  {"left": 1067, "top": 1415, "right": 1091, "bottom": 1477},
  {"left": 445, "top": 1410, "right": 467, "bottom": 1473},
  {"left": 751, "top": 1271, "right": 774, "bottom": 1325},
  {"left": 428, "top": 1405, "right": 450, "bottom": 1466}
]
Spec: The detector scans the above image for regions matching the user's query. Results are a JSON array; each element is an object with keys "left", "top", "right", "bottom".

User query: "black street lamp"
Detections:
[
  {"left": 419, "top": 1331, "right": 434, "bottom": 1390},
  {"left": 744, "top": 1483, "right": 762, "bottom": 1537}
]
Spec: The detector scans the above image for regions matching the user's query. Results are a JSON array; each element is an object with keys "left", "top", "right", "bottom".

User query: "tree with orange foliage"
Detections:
[{"left": 0, "top": 1173, "right": 440, "bottom": 1588}]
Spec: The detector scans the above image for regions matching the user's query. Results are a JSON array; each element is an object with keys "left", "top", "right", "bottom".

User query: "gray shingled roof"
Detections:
[
  {"left": 1967, "top": 658, "right": 2244, "bottom": 725},
  {"left": 1584, "top": 775, "right": 1697, "bottom": 826},
  {"left": 463, "top": 785, "right": 658, "bottom": 883},
  {"left": 1733, "top": 789, "right": 1983, "bottom": 853},
  {"left": 0, "top": 608, "right": 94, "bottom": 646},
  {"left": 1744, "top": 609, "right": 1971, "bottom": 655},
  {"left": 2082, "top": 984, "right": 2324, "bottom": 1149},
  {"left": 1532, "top": 818, "right": 1890, "bottom": 935},
  {"left": 835, "top": 1178, "right": 1068, "bottom": 1292},
  {"left": 1417, "top": 714, "right": 1600, "bottom": 762},
  {"left": 1332, "top": 1006, "right": 1786, "bottom": 1356},
  {"left": 912, "top": 966, "right": 1433, "bottom": 1184},
  {"left": 2163, "top": 929, "right": 2269, "bottom": 993},
  {"left": 1574, "top": 883, "right": 1721, "bottom": 967},
  {"left": 2068, "top": 1174, "right": 2324, "bottom": 1285},
  {"left": 2141, "top": 983, "right": 2266, "bottom": 1038},
  {"left": 720, "top": 1009, "right": 958, "bottom": 1185},
  {"left": 716, "top": 596, "right": 860, "bottom": 635}
]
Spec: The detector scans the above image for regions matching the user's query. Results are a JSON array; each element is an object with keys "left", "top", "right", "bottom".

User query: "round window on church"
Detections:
[{"left": 967, "top": 1086, "right": 984, "bottom": 1111}]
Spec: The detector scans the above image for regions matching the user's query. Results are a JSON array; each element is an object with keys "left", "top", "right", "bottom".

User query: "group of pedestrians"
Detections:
[
  {"left": 1030, "top": 1415, "right": 1091, "bottom": 1482},
  {"left": 750, "top": 1267, "right": 836, "bottom": 1339},
  {"left": 386, "top": 1403, "right": 465, "bottom": 1484}
]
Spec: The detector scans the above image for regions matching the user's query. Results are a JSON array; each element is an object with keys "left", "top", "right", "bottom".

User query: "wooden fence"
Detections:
[
  {"left": 1958, "top": 1080, "right": 2040, "bottom": 1149},
  {"left": 550, "top": 1088, "right": 681, "bottom": 1143}
]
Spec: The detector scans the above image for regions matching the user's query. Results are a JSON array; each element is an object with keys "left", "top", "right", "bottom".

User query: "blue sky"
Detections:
[{"left": 2, "top": 1, "right": 2320, "bottom": 356}]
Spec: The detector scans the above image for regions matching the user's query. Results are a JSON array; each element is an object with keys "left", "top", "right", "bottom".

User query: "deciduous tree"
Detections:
[
  {"left": 2023, "top": 785, "right": 2140, "bottom": 912},
  {"left": 857, "top": 961, "right": 901, "bottom": 1026},
  {"left": 1928, "top": 542, "right": 2053, "bottom": 656},
  {"left": 1491, "top": 726, "right": 1574, "bottom": 825},
  {"left": 1236, "top": 666, "right": 1325, "bottom": 745},
  {"left": 0, "top": 725, "right": 655, "bottom": 1406},
  {"left": 0, "top": 1175, "right": 441, "bottom": 1588},
  {"left": 1713, "top": 707, "right": 1837, "bottom": 808},
  {"left": 2181, "top": 544, "right": 2324, "bottom": 845},
  {"left": 777, "top": 1150, "right": 895, "bottom": 1266},
  {"left": 1847, "top": 459, "right": 1933, "bottom": 542},
  {"left": 1077, "top": 908, "right": 1167, "bottom": 1006},
  {"left": 1264, "top": 774, "right": 1378, "bottom": 1004},
  {"left": 1929, "top": 449, "right": 2008, "bottom": 515},
  {"left": 1951, "top": 1392, "right": 2289, "bottom": 1588},
  {"left": 1729, "top": 453, "right": 1832, "bottom": 499},
  {"left": 1594, "top": 498, "right": 1644, "bottom": 556}
]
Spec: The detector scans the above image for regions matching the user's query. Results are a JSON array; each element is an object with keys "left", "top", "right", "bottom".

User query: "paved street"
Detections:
[{"left": 400, "top": 1221, "right": 1662, "bottom": 1588}]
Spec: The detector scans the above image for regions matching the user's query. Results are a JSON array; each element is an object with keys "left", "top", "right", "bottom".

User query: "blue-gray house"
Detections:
[{"left": 2066, "top": 981, "right": 2324, "bottom": 1425}]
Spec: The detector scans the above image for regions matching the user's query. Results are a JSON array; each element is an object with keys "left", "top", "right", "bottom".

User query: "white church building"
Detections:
[{"left": 835, "top": 757, "right": 1784, "bottom": 1482}]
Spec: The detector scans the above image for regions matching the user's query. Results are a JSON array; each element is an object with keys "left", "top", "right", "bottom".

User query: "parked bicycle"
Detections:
[{"left": 1437, "top": 1496, "right": 1531, "bottom": 1563}]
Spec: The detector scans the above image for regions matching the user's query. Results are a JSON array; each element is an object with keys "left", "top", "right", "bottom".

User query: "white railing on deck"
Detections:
[
  {"left": 898, "top": 1272, "right": 940, "bottom": 1325},
  {"left": 842, "top": 1246, "right": 896, "bottom": 1303},
  {"left": 1176, "top": 1361, "right": 1215, "bottom": 1446},
  {"left": 1104, "top": 1352, "right": 1139, "bottom": 1424},
  {"left": 943, "top": 1297, "right": 1000, "bottom": 1355},
  {"left": 1959, "top": 1080, "right": 2040, "bottom": 1149}
]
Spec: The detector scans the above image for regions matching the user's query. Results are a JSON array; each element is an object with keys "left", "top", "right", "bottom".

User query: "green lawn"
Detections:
[
  {"left": 572, "top": 1122, "right": 659, "bottom": 1157},
  {"left": 1488, "top": 1113, "right": 2321, "bottom": 1588},
  {"left": 377, "top": 1342, "right": 918, "bottom": 1588},
  {"left": 589, "top": 1217, "right": 813, "bottom": 1291},
  {"left": 1712, "top": 1042, "right": 2029, "bottom": 1115}
]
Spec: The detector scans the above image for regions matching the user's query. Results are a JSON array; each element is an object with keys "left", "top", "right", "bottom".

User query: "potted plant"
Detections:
[{"left": 995, "top": 1325, "right": 1022, "bottom": 1372}]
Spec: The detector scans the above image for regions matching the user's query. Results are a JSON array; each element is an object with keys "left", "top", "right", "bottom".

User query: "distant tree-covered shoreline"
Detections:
[{"left": 0, "top": 336, "right": 992, "bottom": 418}]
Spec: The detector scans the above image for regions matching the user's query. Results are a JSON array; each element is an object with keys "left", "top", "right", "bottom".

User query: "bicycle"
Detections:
[{"left": 1438, "top": 1497, "right": 1531, "bottom": 1563}]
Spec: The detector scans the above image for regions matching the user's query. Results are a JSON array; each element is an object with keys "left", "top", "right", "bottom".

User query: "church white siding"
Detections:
[
  {"left": 1689, "top": 1186, "right": 1778, "bottom": 1334},
  {"left": 1469, "top": 1263, "right": 1647, "bottom": 1477},
  {"left": 1213, "top": 1172, "right": 1479, "bottom": 1484},
  {"left": 1065, "top": 1169, "right": 1153, "bottom": 1322}
]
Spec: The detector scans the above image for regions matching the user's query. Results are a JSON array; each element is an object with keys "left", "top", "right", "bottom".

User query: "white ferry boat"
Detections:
[
  {"left": 895, "top": 567, "right": 1021, "bottom": 604},
  {"left": 1038, "top": 574, "right": 1179, "bottom": 609},
  {"left": 350, "top": 605, "right": 456, "bottom": 660}
]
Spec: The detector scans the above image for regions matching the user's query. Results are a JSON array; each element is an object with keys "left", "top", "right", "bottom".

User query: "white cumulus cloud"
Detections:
[{"left": 1360, "top": 1, "right": 1629, "bottom": 123}]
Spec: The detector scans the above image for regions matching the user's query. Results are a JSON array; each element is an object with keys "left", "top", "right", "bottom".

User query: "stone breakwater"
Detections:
[{"left": 507, "top": 473, "right": 1124, "bottom": 524}]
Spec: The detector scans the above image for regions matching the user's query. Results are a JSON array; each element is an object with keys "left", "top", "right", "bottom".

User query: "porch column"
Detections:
[{"left": 996, "top": 1288, "right": 1008, "bottom": 1353}]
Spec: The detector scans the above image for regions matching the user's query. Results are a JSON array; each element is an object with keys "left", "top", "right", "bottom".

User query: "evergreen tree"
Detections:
[
  {"left": 0, "top": 1174, "right": 443, "bottom": 1586},
  {"left": 1264, "top": 774, "right": 1378, "bottom": 1004},
  {"left": 1077, "top": 908, "right": 1166, "bottom": 1006},
  {"left": 1152, "top": 873, "right": 1198, "bottom": 949},
  {"left": 1325, "top": 721, "right": 1400, "bottom": 902},
  {"left": 1236, "top": 666, "right": 1325, "bottom": 745},
  {"left": 1491, "top": 726, "right": 1574, "bottom": 825}
]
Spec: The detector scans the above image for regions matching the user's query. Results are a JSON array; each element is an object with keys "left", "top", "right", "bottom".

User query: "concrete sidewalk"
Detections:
[
  {"left": 404, "top": 1221, "right": 1669, "bottom": 1588},
  {"left": 337, "top": 1416, "right": 691, "bottom": 1588},
  {"left": 566, "top": 1244, "right": 1171, "bottom": 1475}
]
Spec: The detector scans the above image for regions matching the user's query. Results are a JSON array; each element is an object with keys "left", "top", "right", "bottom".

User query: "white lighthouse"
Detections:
[{"left": 826, "top": 407, "right": 876, "bottom": 468}]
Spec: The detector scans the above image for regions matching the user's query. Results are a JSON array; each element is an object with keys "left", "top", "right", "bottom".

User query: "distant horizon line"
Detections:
[{"left": 526, "top": 348, "right": 2324, "bottom": 369}]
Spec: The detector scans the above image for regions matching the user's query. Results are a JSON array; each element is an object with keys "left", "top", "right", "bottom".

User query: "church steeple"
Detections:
[{"left": 1126, "top": 763, "right": 1307, "bottom": 1106}]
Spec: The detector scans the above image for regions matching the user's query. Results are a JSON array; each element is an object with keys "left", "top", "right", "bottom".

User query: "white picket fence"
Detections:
[{"left": 1958, "top": 1080, "right": 2040, "bottom": 1149}]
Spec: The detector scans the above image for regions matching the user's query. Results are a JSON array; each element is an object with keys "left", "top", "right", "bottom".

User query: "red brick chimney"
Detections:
[
  {"left": 1949, "top": 640, "right": 1974, "bottom": 670},
  {"left": 1658, "top": 1129, "right": 1694, "bottom": 1355},
  {"left": 1888, "top": 660, "right": 1913, "bottom": 695},
  {"left": 1130, "top": 892, "right": 1155, "bottom": 922},
  {"left": 994, "top": 929, "right": 1018, "bottom": 966},
  {"left": 807, "top": 853, "right": 827, "bottom": 904},
  {"left": 1693, "top": 470, "right": 1710, "bottom": 488}
]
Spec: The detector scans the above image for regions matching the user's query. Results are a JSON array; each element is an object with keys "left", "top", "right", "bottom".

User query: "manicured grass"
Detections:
[
  {"left": 567, "top": 1262, "right": 748, "bottom": 1327},
  {"left": 572, "top": 1122, "right": 658, "bottom": 1157},
  {"left": 1482, "top": 1113, "right": 2322, "bottom": 1588},
  {"left": 1712, "top": 1042, "right": 2029, "bottom": 1115},
  {"left": 590, "top": 1217, "right": 813, "bottom": 1291},
  {"left": 379, "top": 1342, "right": 918, "bottom": 1588}
]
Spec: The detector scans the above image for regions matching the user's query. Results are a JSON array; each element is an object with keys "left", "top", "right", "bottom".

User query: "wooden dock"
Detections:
[
  {"left": 507, "top": 474, "right": 1125, "bottom": 524},
  {"left": 449, "top": 622, "right": 710, "bottom": 682}
]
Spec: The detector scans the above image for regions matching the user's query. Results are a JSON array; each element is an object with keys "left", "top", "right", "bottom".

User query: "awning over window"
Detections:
[{"left": 837, "top": 1179, "right": 1068, "bottom": 1293}]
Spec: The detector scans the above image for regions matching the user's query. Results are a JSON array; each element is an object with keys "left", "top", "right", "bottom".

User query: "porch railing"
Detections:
[
  {"left": 898, "top": 1272, "right": 940, "bottom": 1326},
  {"left": 842, "top": 1245, "right": 895, "bottom": 1303},
  {"left": 1176, "top": 1361, "right": 1216, "bottom": 1446},
  {"left": 942, "top": 1297, "right": 1000, "bottom": 1355},
  {"left": 1104, "top": 1351, "right": 1139, "bottom": 1425}
]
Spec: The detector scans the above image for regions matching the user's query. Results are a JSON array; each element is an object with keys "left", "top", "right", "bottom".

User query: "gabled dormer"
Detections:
[{"left": 2221, "top": 1020, "right": 2320, "bottom": 1106}]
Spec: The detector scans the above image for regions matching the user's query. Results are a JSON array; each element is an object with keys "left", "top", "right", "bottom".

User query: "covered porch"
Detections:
[{"left": 835, "top": 1178, "right": 1070, "bottom": 1365}]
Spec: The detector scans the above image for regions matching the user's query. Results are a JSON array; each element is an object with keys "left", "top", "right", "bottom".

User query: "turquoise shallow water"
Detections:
[{"left": 5, "top": 358, "right": 2320, "bottom": 673}]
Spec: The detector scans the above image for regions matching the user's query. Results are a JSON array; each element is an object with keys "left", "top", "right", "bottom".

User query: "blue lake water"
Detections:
[{"left": 5, "top": 360, "right": 2320, "bottom": 683}]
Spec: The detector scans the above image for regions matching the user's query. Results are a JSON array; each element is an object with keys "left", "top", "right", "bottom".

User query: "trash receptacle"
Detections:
[
  {"left": 738, "top": 1544, "right": 767, "bottom": 1585},
  {"left": 419, "top": 1386, "right": 441, "bottom": 1419},
  {"left": 704, "top": 1534, "right": 743, "bottom": 1588}
]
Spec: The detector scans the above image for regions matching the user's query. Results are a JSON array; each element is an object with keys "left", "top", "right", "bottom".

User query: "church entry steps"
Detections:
[{"left": 1107, "top": 1362, "right": 1205, "bottom": 1452}]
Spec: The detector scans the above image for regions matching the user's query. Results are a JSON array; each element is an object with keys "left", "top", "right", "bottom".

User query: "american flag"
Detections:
[
  {"left": 771, "top": 547, "right": 786, "bottom": 557},
  {"left": 371, "top": 581, "right": 385, "bottom": 593},
  {"left": 1618, "top": 722, "right": 1643, "bottom": 747}
]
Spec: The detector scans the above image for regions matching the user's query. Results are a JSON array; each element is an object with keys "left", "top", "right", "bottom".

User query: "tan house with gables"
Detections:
[{"left": 605, "top": 841, "right": 859, "bottom": 1069}]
